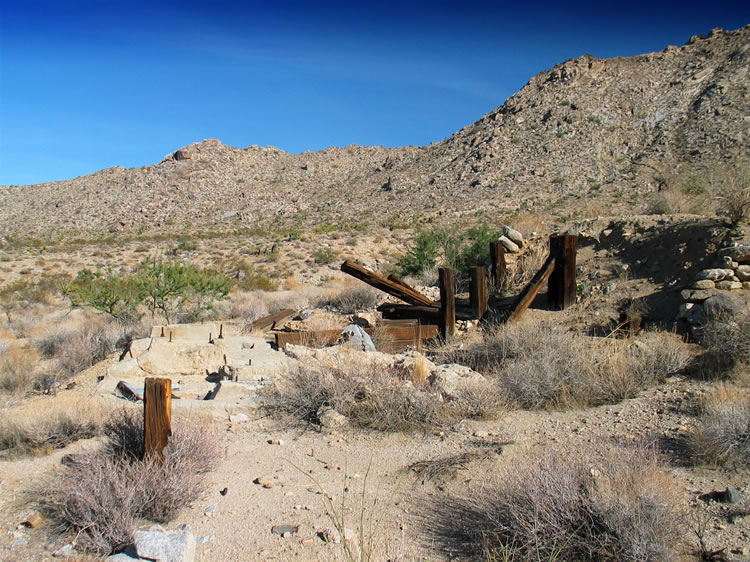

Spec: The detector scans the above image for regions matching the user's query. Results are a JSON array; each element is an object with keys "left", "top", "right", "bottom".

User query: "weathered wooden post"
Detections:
[
  {"left": 469, "top": 266, "right": 488, "bottom": 319},
  {"left": 548, "top": 235, "right": 578, "bottom": 310},
  {"left": 439, "top": 268, "right": 455, "bottom": 340},
  {"left": 489, "top": 241, "right": 506, "bottom": 290},
  {"left": 144, "top": 377, "right": 172, "bottom": 459}
]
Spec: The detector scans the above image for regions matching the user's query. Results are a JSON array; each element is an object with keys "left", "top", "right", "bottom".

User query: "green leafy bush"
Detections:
[{"left": 397, "top": 222, "right": 501, "bottom": 277}]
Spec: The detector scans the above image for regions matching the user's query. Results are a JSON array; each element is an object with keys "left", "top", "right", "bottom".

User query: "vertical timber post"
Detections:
[
  {"left": 489, "top": 241, "right": 506, "bottom": 291},
  {"left": 439, "top": 268, "right": 455, "bottom": 340},
  {"left": 548, "top": 235, "right": 578, "bottom": 310},
  {"left": 469, "top": 266, "right": 488, "bottom": 319},
  {"left": 144, "top": 377, "right": 172, "bottom": 459}
]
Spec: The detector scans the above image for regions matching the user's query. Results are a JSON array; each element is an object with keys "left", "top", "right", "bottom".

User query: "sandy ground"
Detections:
[{"left": 1, "top": 364, "right": 749, "bottom": 561}]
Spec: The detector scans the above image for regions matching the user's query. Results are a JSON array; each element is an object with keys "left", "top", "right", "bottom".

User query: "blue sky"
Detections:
[{"left": 1, "top": 1, "right": 748, "bottom": 186}]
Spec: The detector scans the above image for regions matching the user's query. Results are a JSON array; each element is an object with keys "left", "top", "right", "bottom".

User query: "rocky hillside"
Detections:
[{"left": 1, "top": 25, "right": 748, "bottom": 239}]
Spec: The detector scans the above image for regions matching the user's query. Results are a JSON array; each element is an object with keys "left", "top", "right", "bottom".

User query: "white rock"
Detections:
[
  {"left": 229, "top": 413, "right": 249, "bottom": 423},
  {"left": 677, "top": 303, "right": 695, "bottom": 319},
  {"left": 502, "top": 225, "right": 524, "bottom": 247},
  {"left": 498, "top": 235, "right": 520, "bottom": 253},
  {"left": 135, "top": 526, "right": 196, "bottom": 562},
  {"left": 696, "top": 268, "right": 735, "bottom": 282},
  {"left": 318, "top": 407, "right": 348, "bottom": 429}
]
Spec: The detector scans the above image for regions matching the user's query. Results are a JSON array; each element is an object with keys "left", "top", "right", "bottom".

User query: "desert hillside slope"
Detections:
[{"left": 1, "top": 25, "right": 748, "bottom": 238}]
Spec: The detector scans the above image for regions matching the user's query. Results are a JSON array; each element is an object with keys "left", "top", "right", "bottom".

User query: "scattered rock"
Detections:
[
  {"left": 502, "top": 225, "right": 524, "bottom": 247},
  {"left": 693, "top": 279, "right": 716, "bottom": 289},
  {"left": 204, "top": 503, "right": 218, "bottom": 516},
  {"left": 229, "top": 413, "right": 249, "bottom": 423},
  {"left": 498, "top": 235, "right": 520, "bottom": 253},
  {"left": 267, "top": 439, "right": 284, "bottom": 445},
  {"left": 430, "top": 364, "right": 488, "bottom": 400},
  {"left": 254, "top": 476, "right": 277, "bottom": 488},
  {"left": 271, "top": 525, "right": 299, "bottom": 536},
  {"left": 134, "top": 526, "right": 196, "bottom": 562},
  {"left": 736, "top": 265, "right": 750, "bottom": 281},
  {"left": 52, "top": 544, "right": 74, "bottom": 557},
  {"left": 196, "top": 536, "right": 215, "bottom": 544},
  {"left": 318, "top": 407, "right": 348, "bottom": 430},
  {"left": 336, "top": 325, "right": 376, "bottom": 352},
  {"left": 696, "top": 268, "right": 735, "bottom": 281},
  {"left": 681, "top": 289, "right": 714, "bottom": 302},
  {"left": 716, "top": 280, "right": 743, "bottom": 290},
  {"left": 721, "top": 487, "right": 743, "bottom": 503}
]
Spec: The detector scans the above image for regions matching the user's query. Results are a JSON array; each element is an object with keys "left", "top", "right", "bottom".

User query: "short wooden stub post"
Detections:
[
  {"left": 439, "top": 268, "right": 455, "bottom": 340},
  {"left": 469, "top": 266, "right": 488, "bottom": 319},
  {"left": 489, "top": 241, "right": 506, "bottom": 290},
  {"left": 144, "top": 377, "right": 172, "bottom": 460},
  {"left": 548, "top": 235, "right": 578, "bottom": 310}
]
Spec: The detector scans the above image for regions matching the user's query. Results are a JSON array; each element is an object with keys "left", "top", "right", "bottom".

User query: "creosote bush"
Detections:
[
  {"left": 266, "top": 361, "right": 506, "bottom": 431},
  {"left": 423, "top": 444, "right": 682, "bottom": 561},
  {"left": 45, "top": 408, "right": 221, "bottom": 554}
]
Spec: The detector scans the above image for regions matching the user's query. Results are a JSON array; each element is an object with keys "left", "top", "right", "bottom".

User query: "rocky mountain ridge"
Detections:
[{"left": 1, "top": 25, "right": 748, "bottom": 239}]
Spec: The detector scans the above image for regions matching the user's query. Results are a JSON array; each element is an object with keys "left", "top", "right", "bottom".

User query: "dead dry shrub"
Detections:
[
  {"left": 423, "top": 444, "right": 682, "bottom": 561},
  {"left": 265, "top": 362, "right": 505, "bottom": 431},
  {"left": 712, "top": 160, "right": 750, "bottom": 227},
  {"left": 45, "top": 408, "right": 221, "bottom": 554},
  {"left": 496, "top": 242, "right": 547, "bottom": 296},
  {"left": 688, "top": 387, "right": 750, "bottom": 469},
  {"left": 456, "top": 323, "right": 690, "bottom": 409},
  {"left": 317, "top": 284, "right": 380, "bottom": 314},
  {"left": 34, "top": 317, "right": 143, "bottom": 377},
  {"left": 0, "top": 342, "right": 38, "bottom": 393},
  {"left": 0, "top": 398, "right": 106, "bottom": 458},
  {"left": 698, "top": 312, "right": 750, "bottom": 378}
]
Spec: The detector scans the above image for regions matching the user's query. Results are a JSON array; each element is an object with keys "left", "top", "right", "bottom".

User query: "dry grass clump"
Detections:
[
  {"left": 688, "top": 385, "right": 750, "bottom": 469},
  {"left": 496, "top": 242, "right": 547, "bottom": 295},
  {"left": 698, "top": 312, "right": 750, "bottom": 378},
  {"left": 455, "top": 322, "right": 690, "bottom": 409},
  {"left": 423, "top": 444, "right": 682, "bottom": 561},
  {"left": 0, "top": 342, "right": 39, "bottom": 393},
  {"left": 0, "top": 398, "right": 106, "bottom": 458},
  {"left": 45, "top": 408, "right": 221, "bottom": 554},
  {"left": 34, "top": 316, "right": 145, "bottom": 377},
  {"left": 265, "top": 361, "right": 506, "bottom": 431},
  {"left": 317, "top": 284, "right": 380, "bottom": 315}
]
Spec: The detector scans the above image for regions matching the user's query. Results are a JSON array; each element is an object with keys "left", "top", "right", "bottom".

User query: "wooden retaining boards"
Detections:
[
  {"left": 275, "top": 325, "right": 439, "bottom": 352},
  {"left": 249, "top": 308, "right": 297, "bottom": 332},
  {"left": 548, "top": 235, "right": 578, "bottom": 310},
  {"left": 341, "top": 260, "right": 433, "bottom": 307},
  {"left": 507, "top": 253, "right": 556, "bottom": 322},
  {"left": 378, "top": 303, "right": 474, "bottom": 322}
]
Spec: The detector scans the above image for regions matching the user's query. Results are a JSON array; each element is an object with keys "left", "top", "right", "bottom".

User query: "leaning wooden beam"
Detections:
[
  {"left": 507, "top": 253, "right": 556, "bottom": 322},
  {"left": 249, "top": 308, "right": 297, "bottom": 332},
  {"left": 341, "top": 260, "right": 433, "bottom": 306},
  {"left": 144, "top": 377, "right": 172, "bottom": 460},
  {"left": 439, "top": 268, "right": 456, "bottom": 340},
  {"left": 275, "top": 325, "right": 439, "bottom": 352},
  {"left": 548, "top": 235, "right": 578, "bottom": 310}
]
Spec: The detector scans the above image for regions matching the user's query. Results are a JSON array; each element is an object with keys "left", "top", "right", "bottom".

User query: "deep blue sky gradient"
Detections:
[{"left": 1, "top": 1, "right": 748, "bottom": 185}]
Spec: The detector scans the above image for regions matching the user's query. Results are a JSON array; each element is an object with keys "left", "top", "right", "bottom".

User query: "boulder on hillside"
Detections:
[
  {"left": 502, "top": 225, "right": 524, "bottom": 247},
  {"left": 703, "top": 293, "right": 748, "bottom": 321}
]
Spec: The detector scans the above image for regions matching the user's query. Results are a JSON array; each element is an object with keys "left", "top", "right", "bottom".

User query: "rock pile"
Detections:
[{"left": 678, "top": 243, "right": 750, "bottom": 325}]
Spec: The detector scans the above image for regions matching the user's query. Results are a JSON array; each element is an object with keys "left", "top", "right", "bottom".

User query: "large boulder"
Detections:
[
  {"left": 502, "top": 225, "right": 524, "bottom": 247},
  {"left": 718, "top": 245, "right": 750, "bottom": 263},
  {"left": 429, "top": 364, "right": 488, "bottom": 400},
  {"left": 137, "top": 338, "right": 227, "bottom": 376},
  {"left": 703, "top": 293, "right": 748, "bottom": 321}
]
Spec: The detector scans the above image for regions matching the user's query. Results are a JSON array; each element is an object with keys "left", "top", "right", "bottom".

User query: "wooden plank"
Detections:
[
  {"left": 341, "top": 260, "right": 433, "bottom": 306},
  {"left": 249, "top": 308, "right": 296, "bottom": 332},
  {"left": 490, "top": 240, "right": 506, "bottom": 290},
  {"left": 144, "top": 377, "right": 172, "bottom": 460},
  {"left": 379, "top": 303, "right": 475, "bottom": 322},
  {"left": 275, "top": 325, "right": 439, "bottom": 351},
  {"left": 508, "top": 253, "right": 556, "bottom": 322},
  {"left": 439, "top": 268, "right": 455, "bottom": 340},
  {"left": 469, "top": 266, "right": 488, "bottom": 319},
  {"left": 548, "top": 235, "right": 578, "bottom": 310}
]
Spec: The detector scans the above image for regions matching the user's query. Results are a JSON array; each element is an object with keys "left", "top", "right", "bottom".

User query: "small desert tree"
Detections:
[
  {"left": 135, "top": 258, "right": 229, "bottom": 323},
  {"left": 65, "top": 269, "right": 142, "bottom": 324}
]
